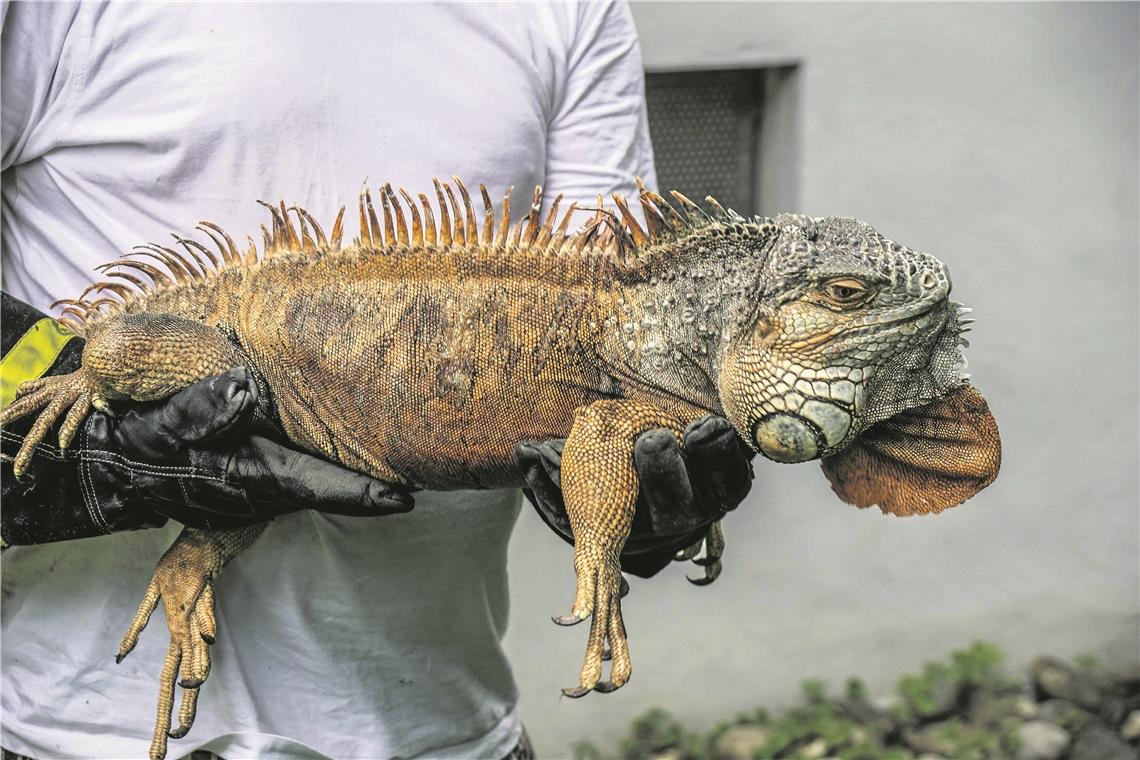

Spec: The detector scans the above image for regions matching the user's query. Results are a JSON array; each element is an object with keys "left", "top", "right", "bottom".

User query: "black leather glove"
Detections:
[
  {"left": 1, "top": 294, "right": 414, "bottom": 547},
  {"left": 515, "top": 415, "right": 754, "bottom": 579}
]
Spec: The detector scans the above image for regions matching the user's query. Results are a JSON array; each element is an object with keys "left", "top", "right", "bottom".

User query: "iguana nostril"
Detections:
[
  {"left": 752, "top": 413, "right": 821, "bottom": 463},
  {"left": 921, "top": 271, "right": 938, "bottom": 289}
]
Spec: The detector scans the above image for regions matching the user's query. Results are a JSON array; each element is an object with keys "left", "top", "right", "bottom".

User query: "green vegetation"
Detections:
[{"left": 570, "top": 643, "right": 1137, "bottom": 760}]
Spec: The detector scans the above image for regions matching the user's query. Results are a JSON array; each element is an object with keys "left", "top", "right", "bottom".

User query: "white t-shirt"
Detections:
[{"left": 0, "top": 3, "right": 656, "bottom": 758}]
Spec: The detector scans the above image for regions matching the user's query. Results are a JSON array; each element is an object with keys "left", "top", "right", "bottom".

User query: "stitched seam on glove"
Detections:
[
  {"left": 0, "top": 430, "right": 73, "bottom": 462},
  {"left": 78, "top": 451, "right": 225, "bottom": 482},
  {"left": 79, "top": 426, "right": 113, "bottom": 535}
]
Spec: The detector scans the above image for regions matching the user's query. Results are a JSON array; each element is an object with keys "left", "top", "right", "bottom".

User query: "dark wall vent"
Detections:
[{"left": 644, "top": 69, "right": 766, "bottom": 216}]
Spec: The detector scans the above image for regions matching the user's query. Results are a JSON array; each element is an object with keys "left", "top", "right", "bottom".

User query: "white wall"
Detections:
[{"left": 504, "top": 3, "right": 1139, "bottom": 756}]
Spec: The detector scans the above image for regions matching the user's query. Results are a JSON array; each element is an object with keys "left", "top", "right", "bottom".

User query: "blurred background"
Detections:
[{"left": 502, "top": 3, "right": 1139, "bottom": 756}]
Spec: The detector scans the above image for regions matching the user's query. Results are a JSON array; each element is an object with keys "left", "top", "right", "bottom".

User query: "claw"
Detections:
[
  {"left": 561, "top": 686, "right": 592, "bottom": 698},
  {"left": 687, "top": 558, "right": 722, "bottom": 586},
  {"left": 552, "top": 613, "right": 586, "bottom": 626},
  {"left": 594, "top": 681, "right": 619, "bottom": 693}
]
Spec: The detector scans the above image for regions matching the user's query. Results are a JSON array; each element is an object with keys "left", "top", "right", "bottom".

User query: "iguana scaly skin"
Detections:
[{"left": 1, "top": 179, "right": 1000, "bottom": 759}]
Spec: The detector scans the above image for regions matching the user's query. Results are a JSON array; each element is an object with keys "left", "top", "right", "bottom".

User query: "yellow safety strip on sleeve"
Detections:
[{"left": 0, "top": 318, "right": 78, "bottom": 410}]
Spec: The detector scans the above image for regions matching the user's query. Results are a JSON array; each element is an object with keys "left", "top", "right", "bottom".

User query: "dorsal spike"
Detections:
[
  {"left": 119, "top": 249, "right": 180, "bottom": 284},
  {"left": 364, "top": 187, "right": 384, "bottom": 247},
  {"left": 244, "top": 236, "right": 259, "bottom": 266},
  {"left": 384, "top": 184, "right": 408, "bottom": 246},
  {"left": 523, "top": 185, "right": 543, "bottom": 247},
  {"left": 550, "top": 201, "right": 578, "bottom": 253},
  {"left": 58, "top": 304, "right": 90, "bottom": 321},
  {"left": 158, "top": 244, "right": 205, "bottom": 281},
  {"left": 612, "top": 194, "right": 648, "bottom": 246},
  {"left": 509, "top": 217, "right": 524, "bottom": 250},
  {"left": 87, "top": 296, "right": 124, "bottom": 311},
  {"left": 479, "top": 184, "right": 495, "bottom": 245},
  {"left": 378, "top": 186, "right": 395, "bottom": 244},
  {"left": 329, "top": 207, "right": 346, "bottom": 250},
  {"left": 256, "top": 200, "right": 286, "bottom": 252},
  {"left": 135, "top": 245, "right": 193, "bottom": 283},
  {"left": 291, "top": 206, "right": 327, "bottom": 248},
  {"left": 642, "top": 189, "right": 686, "bottom": 233},
  {"left": 197, "top": 221, "right": 241, "bottom": 265},
  {"left": 669, "top": 190, "right": 711, "bottom": 226},
  {"left": 105, "top": 268, "right": 153, "bottom": 294},
  {"left": 419, "top": 193, "right": 438, "bottom": 246},
  {"left": 174, "top": 235, "right": 220, "bottom": 271},
  {"left": 704, "top": 195, "right": 729, "bottom": 220},
  {"left": 278, "top": 200, "right": 302, "bottom": 251},
  {"left": 357, "top": 184, "right": 372, "bottom": 247},
  {"left": 90, "top": 281, "right": 134, "bottom": 302},
  {"left": 260, "top": 224, "right": 275, "bottom": 256},
  {"left": 575, "top": 216, "right": 602, "bottom": 252},
  {"left": 288, "top": 208, "right": 316, "bottom": 252},
  {"left": 442, "top": 182, "right": 465, "bottom": 246},
  {"left": 453, "top": 177, "right": 479, "bottom": 245},
  {"left": 496, "top": 188, "right": 513, "bottom": 248},
  {"left": 638, "top": 194, "right": 668, "bottom": 240},
  {"left": 536, "top": 193, "right": 563, "bottom": 251},
  {"left": 433, "top": 179, "right": 453, "bottom": 247},
  {"left": 400, "top": 188, "right": 424, "bottom": 246}
]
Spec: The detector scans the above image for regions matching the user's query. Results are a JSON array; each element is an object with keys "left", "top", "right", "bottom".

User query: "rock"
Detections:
[
  {"left": 1036, "top": 698, "right": 1095, "bottom": 733},
  {"left": 649, "top": 750, "right": 685, "bottom": 760},
  {"left": 1102, "top": 695, "right": 1140, "bottom": 728},
  {"left": 799, "top": 737, "right": 829, "bottom": 758},
  {"left": 713, "top": 724, "right": 771, "bottom": 760},
  {"left": 1068, "top": 725, "right": 1135, "bottom": 760},
  {"left": 1014, "top": 721, "right": 1070, "bottom": 760},
  {"left": 1121, "top": 710, "right": 1140, "bottom": 743},
  {"left": 1033, "top": 657, "right": 1103, "bottom": 710},
  {"left": 969, "top": 691, "right": 1038, "bottom": 726}
]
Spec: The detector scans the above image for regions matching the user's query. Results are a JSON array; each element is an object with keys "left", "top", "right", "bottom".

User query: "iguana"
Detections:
[{"left": 0, "top": 179, "right": 1001, "bottom": 759}]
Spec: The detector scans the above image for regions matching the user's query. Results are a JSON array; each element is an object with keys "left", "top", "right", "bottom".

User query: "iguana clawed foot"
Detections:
[
  {"left": 558, "top": 549, "right": 631, "bottom": 697},
  {"left": 0, "top": 370, "right": 102, "bottom": 478},
  {"left": 677, "top": 520, "right": 724, "bottom": 586},
  {"left": 116, "top": 526, "right": 264, "bottom": 760}
]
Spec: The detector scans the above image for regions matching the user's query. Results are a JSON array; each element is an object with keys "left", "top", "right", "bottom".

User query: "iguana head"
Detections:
[{"left": 718, "top": 214, "right": 968, "bottom": 464}]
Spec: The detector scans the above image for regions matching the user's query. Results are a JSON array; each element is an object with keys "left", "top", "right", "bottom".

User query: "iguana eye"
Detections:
[{"left": 821, "top": 278, "right": 869, "bottom": 305}]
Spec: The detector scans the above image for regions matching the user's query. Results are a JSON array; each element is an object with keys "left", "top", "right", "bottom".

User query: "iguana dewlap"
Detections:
[{"left": 0, "top": 179, "right": 1000, "bottom": 759}]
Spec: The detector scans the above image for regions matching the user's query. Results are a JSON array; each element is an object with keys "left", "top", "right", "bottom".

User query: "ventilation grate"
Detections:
[{"left": 644, "top": 69, "right": 765, "bottom": 215}]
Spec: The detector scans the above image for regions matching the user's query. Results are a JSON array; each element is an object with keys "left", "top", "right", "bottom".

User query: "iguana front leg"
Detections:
[
  {"left": 556, "top": 399, "right": 688, "bottom": 697},
  {"left": 118, "top": 524, "right": 267, "bottom": 760},
  {"left": 0, "top": 312, "right": 246, "bottom": 476}
]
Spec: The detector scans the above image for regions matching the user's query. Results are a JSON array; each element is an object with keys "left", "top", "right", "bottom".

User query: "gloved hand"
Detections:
[
  {"left": 1, "top": 293, "right": 414, "bottom": 547},
  {"left": 515, "top": 415, "right": 754, "bottom": 578}
]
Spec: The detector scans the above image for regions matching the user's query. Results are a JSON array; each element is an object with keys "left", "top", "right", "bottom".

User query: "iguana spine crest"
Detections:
[{"left": 53, "top": 177, "right": 741, "bottom": 337}]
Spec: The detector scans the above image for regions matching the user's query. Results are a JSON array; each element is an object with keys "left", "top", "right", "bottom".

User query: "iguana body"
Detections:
[{"left": 1, "top": 180, "right": 1001, "bottom": 759}]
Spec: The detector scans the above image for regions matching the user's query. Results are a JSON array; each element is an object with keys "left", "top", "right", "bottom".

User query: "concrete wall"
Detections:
[{"left": 503, "top": 3, "right": 1139, "bottom": 755}]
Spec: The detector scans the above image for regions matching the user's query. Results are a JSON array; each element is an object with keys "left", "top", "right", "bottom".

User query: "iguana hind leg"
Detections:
[
  {"left": 117, "top": 524, "right": 267, "bottom": 760},
  {"left": 556, "top": 400, "right": 686, "bottom": 697},
  {"left": 0, "top": 312, "right": 245, "bottom": 477}
]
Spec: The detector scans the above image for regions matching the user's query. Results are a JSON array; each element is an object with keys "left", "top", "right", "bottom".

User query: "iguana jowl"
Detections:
[{"left": 1, "top": 179, "right": 1001, "bottom": 759}]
